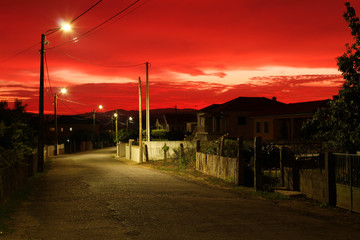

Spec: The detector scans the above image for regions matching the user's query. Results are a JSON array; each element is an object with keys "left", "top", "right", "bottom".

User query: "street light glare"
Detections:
[
  {"left": 61, "top": 24, "right": 71, "bottom": 31},
  {"left": 60, "top": 88, "right": 67, "bottom": 94},
  {"left": 114, "top": 113, "right": 118, "bottom": 117},
  {"left": 99, "top": 105, "right": 103, "bottom": 110}
]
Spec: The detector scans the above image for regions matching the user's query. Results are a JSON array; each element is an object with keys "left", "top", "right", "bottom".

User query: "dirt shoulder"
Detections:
[{"left": 134, "top": 158, "right": 360, "bottom": 230}]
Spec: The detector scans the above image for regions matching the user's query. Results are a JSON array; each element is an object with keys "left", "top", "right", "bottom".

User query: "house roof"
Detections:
[
  {"left": 164, "top": 113, "right": 196, "bottom": 124},
  {"left": 198, "top": 97, "right": 286, "bottom": 114},
  {"left": 251, "top": 99, "right": 329, "bottom": 117}
]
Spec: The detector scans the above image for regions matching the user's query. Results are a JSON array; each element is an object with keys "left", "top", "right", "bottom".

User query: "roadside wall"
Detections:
[
  {"left": 299, "top": 168, "right": 328, "bottom": 203},
  {"left": 145, "top": 141, "right": 196, "bottom": 161},
  {"left": 196, "top": 152, "right": 238, "bottom": 184},
  {"left": 0, "top": 154, "right": 37, "bottom": 204},
  {"left": 118, "top": 140, "right": 196, "bottom": 162},
  {"left": 282, "top": 153, "right": 331, "bottom": 204},
  {"left": 44, "top": 144, "right": 65, "bottom": 157}
]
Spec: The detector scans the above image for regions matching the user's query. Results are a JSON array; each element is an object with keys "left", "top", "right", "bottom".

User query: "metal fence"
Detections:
[{"left": 334, "top": 153, "right": 360, "bottom": 188}]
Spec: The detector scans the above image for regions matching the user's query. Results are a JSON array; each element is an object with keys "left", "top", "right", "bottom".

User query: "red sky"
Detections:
[{"left": 0, "top": 0, "right": 358, "bottom": 114}]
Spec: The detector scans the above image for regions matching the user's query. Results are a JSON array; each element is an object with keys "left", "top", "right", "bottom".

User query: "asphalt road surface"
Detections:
[{"left": 3, "top": 147, "right": 360, "bottom": 240}]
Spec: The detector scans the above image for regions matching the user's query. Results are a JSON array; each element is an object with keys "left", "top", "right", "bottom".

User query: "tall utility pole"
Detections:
[
  {"left": 115, "top": 111, "right": 118, "bottom": 143},
  {"left": 93, "top": 109, "right": 96, "bottom": 142},
  {"left": 146, "top": 62, "right": 150, "bottom": 142},
  {"left": 138, "top": 77, "right": 143, "bottom": 163},
  {"left": 38, "top": 33, "right": 45, "bottom": 172},
  {"left": 54, "top": 93, "right": 58, "bottom": 156}
]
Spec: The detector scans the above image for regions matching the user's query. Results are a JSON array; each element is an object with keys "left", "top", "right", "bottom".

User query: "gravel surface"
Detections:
[{"left": 2, "top": 147, "right": 360, "bottom": 240}]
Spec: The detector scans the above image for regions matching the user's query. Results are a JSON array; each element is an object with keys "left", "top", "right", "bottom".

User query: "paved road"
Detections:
[{"left": 3, "top": 148, "right": 360, "bottom": 239}]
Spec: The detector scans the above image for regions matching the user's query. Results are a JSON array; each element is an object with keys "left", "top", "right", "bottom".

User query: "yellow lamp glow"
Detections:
[
  {"left": 61, "top": 24, "right": 71, "bottom": 31},
  {"left": 60, "top": 88, "right": 67, "bottom": 94}
]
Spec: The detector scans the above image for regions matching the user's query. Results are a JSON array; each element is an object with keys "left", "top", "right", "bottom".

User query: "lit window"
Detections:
[
  {"left": 61, "top": 128, "right": 64, "bottom": 132},
  {"left": 50, "top": 127, "right": 55, "bottom": 132}
]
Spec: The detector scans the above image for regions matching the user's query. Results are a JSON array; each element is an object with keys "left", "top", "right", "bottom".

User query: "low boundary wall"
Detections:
[
  {"left": 0, "top": 154, "right": 37, "bottom": 204},
  {"left": 196, "top": 152, "right": 239, "bottom": 184},
  {"left": 117, "top": 140, "right": 196, "bottom": 162}
]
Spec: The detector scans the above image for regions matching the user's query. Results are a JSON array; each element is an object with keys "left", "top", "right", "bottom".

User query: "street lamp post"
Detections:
[
  {"left": 92, "top": 105, "right": 103, "bottom": 146},
  {"left": 114, "top": 111, "right": 118, "bottom": 143},
  {"left": 114, "top": 111, "right": 118, "bottom": 157},
  {"left": 38, "top": 33, "right": 45, "bottom": 172},
  {"left": 38, "top": 24, "right": 71, "bottom": 172},
  {"left": 54, "top": 93, "right": 58, "bottom": 156},
  {"left": 54, "top": 88, "right": 67, "bottom": 156}
]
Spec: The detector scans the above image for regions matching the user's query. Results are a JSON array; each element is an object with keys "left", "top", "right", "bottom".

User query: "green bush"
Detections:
[
  {"left": 151, "top": 129, "right": 167, "bottom": 139},
  {"left": 173, "top": 145, "right": 196, "bottom": 169},
  {"left": 0, "top": 100, "right": 35, "bottom": 167}
]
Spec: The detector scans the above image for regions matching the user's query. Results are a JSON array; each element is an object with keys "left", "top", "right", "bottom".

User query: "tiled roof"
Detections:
[
  {"left": 199, "top": 97, "right": 286, "bottom": 113},
  {"left": 251, "top": 99, "right": 329, "bottom": 117}
]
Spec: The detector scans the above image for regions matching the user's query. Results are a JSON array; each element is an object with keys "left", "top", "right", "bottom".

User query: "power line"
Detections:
[
  {"left": 71, "top": 0, "right": 103, "bottom": 24},
  {"left": 49, "top": 0, "right": 142, "bottom": 50},
  {"left": 58, "top": 98, "right": 90, "bottom": 118},
  {"left": 0, "top": 1, "right": 103, "bottom": 63},
  {"left": 52, "top": 48, "right": 145, "bottom": 68},
  {"left": 68, "top": 0, "right": 151, "bottom": 41},
  {"left": 0, "top": 41, "right": 39, "bottom": 64}
]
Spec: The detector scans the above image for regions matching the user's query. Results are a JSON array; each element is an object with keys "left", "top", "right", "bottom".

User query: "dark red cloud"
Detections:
[{"left": 0, "top": 0, "right": 356, "bottom": 114}]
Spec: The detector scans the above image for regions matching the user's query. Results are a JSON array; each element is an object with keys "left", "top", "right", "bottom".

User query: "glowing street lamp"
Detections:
[
  {"left": 114, "top": 111, "right": 118, "bottom": 152},
  {"left": 38, "top": 23, "right": 71, "bottom": 172},
  {"left": 54, "top": 88, "right": 67, "bottom": 156},
  {"left": 93, "top": 105, "right": 103, "bottom": 143},
  {"left": 127, "top": 116, "right": 133, "bottom": 129}
]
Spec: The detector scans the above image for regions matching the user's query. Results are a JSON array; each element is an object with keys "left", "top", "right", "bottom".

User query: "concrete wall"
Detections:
[
  {"left": 196, "top": 152, "right": 238, "bottom": 184},
  {"left": 118, "top": 140, "right": 196, "bottom": 162},
  {"left": 299, "top": 168, "right": 328, "bottom": 203},
  {"left": 144, "top": 141, "right": 196, "bottom": 161},
  {"left": 283, "top": 167, "right": 295, "bottom": 190},
  {"left": 44, "top": 144, "right": 65, "bottom": 157},
  {"left": 336, "top": 184, "right": 360, "bottom": 213},
  {"left": 117, "top": 143, "right": 126, "bottom": 157}
]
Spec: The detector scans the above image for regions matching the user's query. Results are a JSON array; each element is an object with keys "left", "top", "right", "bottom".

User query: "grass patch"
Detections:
[{"left": 142, "top": 160, "right": 289, "bottom": 201}]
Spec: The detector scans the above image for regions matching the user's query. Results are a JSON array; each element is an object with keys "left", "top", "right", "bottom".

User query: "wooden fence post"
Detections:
[
  {"left": 280, "top": 146, "right": 287, "bottom": 187},
  {"left": 237, "top": 137, "right": 244, "bottom": 186},
  {"left": 219, "top": 137, "right": 225, "bottom": 157},
  {"left": 196, "top": 140, "right": 201, "bottom": 152},
  {"left": 254, "top": 136, "right": 263, "bottom": 191}
]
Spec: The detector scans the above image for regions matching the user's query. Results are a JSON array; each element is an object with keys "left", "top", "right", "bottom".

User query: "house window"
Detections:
[
  {"left": 61, "top": 128, "right": 64, "bottom": 132},
  {"left": 264, "top": 121, "right": 269, "bottom": 133},
  {"left": 216, "top": 116, "right": 221, "bottom": 132},
  {"left": 256, "top": 122, "right": 261, "bottom": 133},
  {"left": 238, "top": 116, "right": 246, "bottom": 125},
  {"left": 50, "top": 127, "right": 55, "bottom": 132}
]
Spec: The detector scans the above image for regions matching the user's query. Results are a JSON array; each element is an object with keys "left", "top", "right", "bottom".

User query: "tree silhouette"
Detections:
[{"left": 303, "top": 2, "right": 360, "bottom": 152}]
